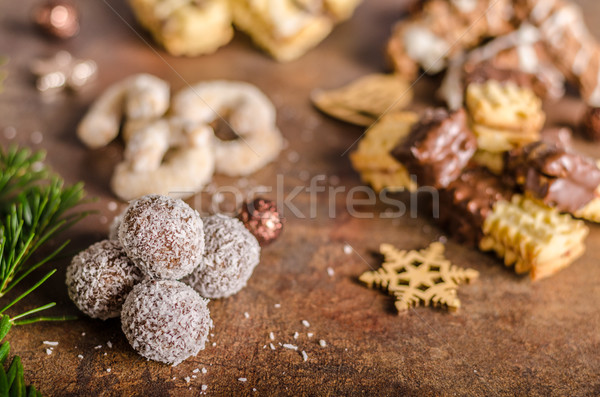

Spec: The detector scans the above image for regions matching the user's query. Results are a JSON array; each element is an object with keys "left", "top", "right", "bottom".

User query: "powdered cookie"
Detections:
[
  {"left": 111, "top": 119, "right": 215, "bottom": 200},
  {"left": 118, "top": 195, "right": 204, "bottom": 280},
  {"left": 172, "top": 80, "right": 282, "bottom": 176},
  {"left": 184, "top": 214, "right": 260, "bottom": 299},
  {"left": 66, "top": 240, "right": 143, "bottom": 320},
  {"left": 121, "top": 280, "right": 212, "bottom": 365},
  {"left": 311, "top": 74, "right": 413, "bottom": 126}
]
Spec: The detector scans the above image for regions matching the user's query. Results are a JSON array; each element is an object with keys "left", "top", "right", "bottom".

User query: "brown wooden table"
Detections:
[{"left": 1, "top": 0, "right": 600, "bottom": 395}]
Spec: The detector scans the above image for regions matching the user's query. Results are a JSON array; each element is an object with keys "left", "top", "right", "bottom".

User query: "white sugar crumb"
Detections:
[
  {"left": 185, "top": 376, "right": 191, "bottom": 383},
  {"left": 274, "top": 303, "right": 281, "bottom": 308},
  {"left": 283, "top": 344, "right": 298, "bottom": 351},
  {"left": 244, "top": 312, "right": 250, "bottom": 319},
  {"left": 107, "top": 341, "right": 113, "bottom": 348},
  {"left": 343, "top": 244, "right": 352, "bottom": 255},
  {"left": 202, "top": 368, "right": 207, "bottom": 374},
  {"left": 301, "top": 351, "right": 308, "bottom": 362},
  {"left": 94, "top": 345, "right": 102, "bottom": 349},
  {"left": 193, "top": 368, "right": 200, "bottom": 373},
  {"left": 45, "top": 349, "right": 52, "bottom": 355},
  {"left": 107, "top": 201, "right": 118, "bottom": 211},
  {"left": 307, "top": 332, "right": 313, "bottom": 338},
  {"left": 302, "top": 320, "right": 310, "bottom": 328},
  {"left": 106, "top": 368, "right": 111, "bottom": 373},
  {"left": 327, "top": 267, "right": 335, "bottom": 277},
  {"left": 43, "top": 341, "right": 59, "bottom": 346},
  {"left": 269, "top": 343, "right": 276, "bottom": 350},
  {"left": 238, "top": 378, "right": 247, "bottom": 382},
  {"left": 293, "top": 332, "right": 299, "bottom": 340},
  {"left": 269, "top": 332, "right": 275, "bottom": 341},
  {"left": 202, "top": 385, "right": 208, "bottom": 391},
  {"left": 319, "top": 339, "right": 327, "bottom": 347}
]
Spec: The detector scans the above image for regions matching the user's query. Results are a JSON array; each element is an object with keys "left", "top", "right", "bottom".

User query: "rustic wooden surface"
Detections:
[{"left": 1, "top": 0, "right": 600, "bottom": 396}]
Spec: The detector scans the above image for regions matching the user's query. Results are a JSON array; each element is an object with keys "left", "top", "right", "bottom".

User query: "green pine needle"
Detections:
[{"left": 0, "top": 145, "right": 92, "bottom": 396}]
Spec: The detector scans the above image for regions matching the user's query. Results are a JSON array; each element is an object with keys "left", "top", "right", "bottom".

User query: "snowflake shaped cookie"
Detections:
[{"left": 359, "top": 242, "right": 478, "bottom": 313}]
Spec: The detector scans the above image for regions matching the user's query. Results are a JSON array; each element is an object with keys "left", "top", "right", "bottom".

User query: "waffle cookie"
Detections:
[
  {"left": 480, "top": 194, "right": 588, "bottom": 281},
  {"left": 349, "top": 112, "right": 418, "bottom": 192},
  {"left": 230, "top": 0, "right": 361, "bottom": 61}
]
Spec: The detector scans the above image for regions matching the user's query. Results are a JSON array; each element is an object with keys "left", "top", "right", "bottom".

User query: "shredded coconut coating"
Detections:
[
  {"left": 108, "top": 209, "right": 126, "bottom": 240},
  {"left": 120, "top": 280, "right": 212, "bottom": 366},
  {"left": 183, "top": 214, "right": 260, "bottom": 298},
  {"left": 118, "top": 195, "right": 205, "bottom": 280},
  {"left": 66, "top": 239, "right": 143, "bottom": 320}
]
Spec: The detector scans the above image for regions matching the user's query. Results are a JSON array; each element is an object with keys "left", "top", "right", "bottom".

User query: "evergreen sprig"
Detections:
[{"left": 0, "top": 145, "right": 92, "bottom": 395}]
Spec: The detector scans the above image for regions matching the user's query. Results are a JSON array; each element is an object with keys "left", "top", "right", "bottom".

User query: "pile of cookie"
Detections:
[
  {"left": 66, "top": 194, "right": 281, "bottom": 365},
  {"left": 77, "top": 74, "right": 283, "bottom": 201},
  {"left": 127, "top": 0, "right": 362, "bottom": 61},
  {"left": 387, "top": 0, "right": 600, "bottom": 135}
]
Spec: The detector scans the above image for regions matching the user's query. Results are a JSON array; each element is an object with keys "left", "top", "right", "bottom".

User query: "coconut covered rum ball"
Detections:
[
  {"left": 118, "top": 194, "right": 204, "bottom": 280},
  {"left": 120, "top": 279, "right": 212, "bottom": 365},
  {"left": 66, "top": 239, "right": 144, "bottom": 320},
  {"left": 184, "top": 214, "right": 261, "bottom": 298}
]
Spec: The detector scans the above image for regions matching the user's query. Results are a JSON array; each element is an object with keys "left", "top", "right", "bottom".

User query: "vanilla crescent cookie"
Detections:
[
  {"left": 172, "top": 80, "right": 282, "bottom": 177},
  {"left": 111, "top": 118, "right": 215, "bottom": 200},
  {"left": 128, "top": 0, "right": 233, "bottom": 56}
]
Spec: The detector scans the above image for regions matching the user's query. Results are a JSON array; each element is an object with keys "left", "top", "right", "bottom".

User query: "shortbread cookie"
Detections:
[
  {"left": 230, "top": 0, "right": 361, "bottom": 61},
  {"left": 311, "top": 74, "right": 413, "bottom": 126},
  {"left": 391, "top": 108, "right": 476, "bottom": 188},
  {"left": 480, "top": 194, "right": 588, "bottom": 280},
  {"left": 349, "top": 112, "right": 418, "bottom": 192},
  {"left": 128, "top": 0, "right": 233, "bottom": 56}
]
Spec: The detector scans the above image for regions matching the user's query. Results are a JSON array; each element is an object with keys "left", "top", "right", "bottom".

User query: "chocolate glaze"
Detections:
[
  {"left": 464, "top": 62, "right": 533, "bottom": 89},
  {"left": 505, "top": 141, "right": 600, "bottom": 212},
  {"left": 439, "top": 167, "right": 513, "bottom": 247},
  {"left": 582, "top": 106, "right": 600, "bottom": 142},
  {"left": 391, "top": 108, "right": 476, "bottom": 188}
]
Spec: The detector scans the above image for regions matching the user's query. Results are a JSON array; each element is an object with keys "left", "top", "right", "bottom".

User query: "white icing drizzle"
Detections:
[
  {"left": 540, "top": 4, "right": 581, "bottom": 49},
  {"left": 531, "top": 0, "right": 557, "bottom": 23},
  {"left": 439, "top": 53, "right": 465, "bottom": 111},
  {"left": 517, "top": 44, "right": 539, "bottom": 74},
  {"left": 572, "top": 46, "right": 591, "bottom": 76},
  {"left": 403, "top": 25, "right": 449, "bottom": 74}
]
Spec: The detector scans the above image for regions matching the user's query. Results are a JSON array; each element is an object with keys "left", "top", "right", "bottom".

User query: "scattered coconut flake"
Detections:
[
  {"left": 327, "top": 267, "right": 335, "bottom": 277},
  {"left": 343, "top": 244, "right": 352, "bottom": 255},
  {"left": 202, "top": 368, "right": 207, "bottom": 374},
  {"left": 301, "top": 351, "right": 308, "bottom": 362},
  {"left": 269, "top": 343, "right": 276, "bottom": 350},
  {"left": 45, "top": 349, "right": 52, "bottom": 355},
  {"left": 274, "top": 304, "right": 281, "bottom": 309},
  {"left": 293, "top": 332, "right": 299, "bottom": 340},
  {"left": 106, "top": 368, "right": 111, "bottom": 373},
  {"left": 238, "top": 378, "right": 247, "bottom": 382},
  {"left": 202, "top": 385, "right": 208, "bottom": 391},
  {"left": 302, "top": 320, "right": 310, "bottom": 328},
  {"left": 43, "top": 341, "right": 59, "bottom": 346},
  {"left": 307, "top": 333, "right": 313, "bottom": 338},
  {"left": 192, "top": 375, "right": 197, "bottom": 379},
  {"left": 244, "top": 312, "right": 250, "bottom": 319},
  {"left": 103, "top": 352, "right": 107, "bottom": 356},
  {"left": 107, "top": 341, "right": 113, "bottom": 348},
  {"left": 319, "top": 339, "right": 327, "bottom": 347},
  {"left": 94, "top": 345, "right": 102, "bottom": 349},
  {"left": 263, "top": 345, "right": 267, "bottom": 349},
  {"left": 81, "top": 332, "right": 86, "bottom": 336},
  {"left": 269, "top": 332, "right": 275, "bottom": 341},
  {"left": 193, "top": 368, "right": 200, "bottom": 374},
  {"left": 212, "top": 342, "right": 217, "bottom": 347},
  {"left": 253, "top": 388, "right": 257, "bottom": 392},
  {"left": 283, "top": 344, "right": 298, "bottom": 351},
  {"left": 173, "top": 377, "right": 177, "bottom": 380},
  {"left": 78, "top": 354, "right": 84, "bottom": 359},
  {"left": 185, "top": 376, "right": 191, "bottom": 383}
]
